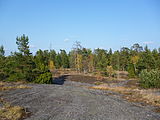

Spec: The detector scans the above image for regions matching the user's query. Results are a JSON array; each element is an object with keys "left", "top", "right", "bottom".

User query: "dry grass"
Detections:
[
  {"left": 124, "top": 89, "right": 160, "bottom": 106},
  {"left": 90, "top": 85, "right": 131, "bottom": 94},
  {"left": 90, "top": 84, "right": 160, "bottom": 107},
  {"left": 16, "top": 85, "right": 31, "bottom": 89},
  {"left": 94, "top": 81, "right": 104, "bottom": 85},
  {"left": 0, "top": 102, "right": 28, "bottom": 120},
  {"left": 0, "top": 81, "right": 31, "bottom": 91},
  {"left": 0, "top": 82, "right": 31, "bottom": 120},
  {"left": 0, "top": 85, "right": 31, "bottom": 91},
  {"left": 0, "top": 82, "right": 7, "bottom": 86}
]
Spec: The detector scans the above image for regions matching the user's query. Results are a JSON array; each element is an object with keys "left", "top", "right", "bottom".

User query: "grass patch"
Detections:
[
  {"left": 0, "top": 85, "right": 31, "bottom": 91},
  {"left": 90, "top": 84, "right": 160, "bottom": 107},
  {"left": 0, "top": 82, "right": 31, "bottom": 119},
  {"left": 0, "top": 82, "right": 7, "bottom": 86},
  {"left": 0, "top": 81, "right": 31, "bottom": 91},
  {"left": 94, "top": 81, "right": 104, "bottom": 85},
  {"left": 0, "top": 102, "right": 29, "bottom": 120}
]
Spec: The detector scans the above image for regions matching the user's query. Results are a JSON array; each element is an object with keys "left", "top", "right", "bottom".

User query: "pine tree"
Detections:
[
  {"left": 60, "top": 49, "right": 69, "bottom": 68},
  {"left": 0, "top": 45, "right": 5, "bottom": 57},
  {"left": 16, "top": 34, "right": 30, "bottom": 56},
  {"left": 128, "top": 63, "right": 136, "bottom": 78}
]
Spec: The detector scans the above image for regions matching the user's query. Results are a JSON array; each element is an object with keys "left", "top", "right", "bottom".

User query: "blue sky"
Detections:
[{"left": 0, "top": 0, "right": 160, "bottom": 55}]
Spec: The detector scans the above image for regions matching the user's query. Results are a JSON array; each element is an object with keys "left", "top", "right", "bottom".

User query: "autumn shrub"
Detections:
[
  {"left": 106, "top": 66, "right": 114, "bottom": 77},
  {"left": 139, "top": 69, "right": 160, "bottom": 88}
]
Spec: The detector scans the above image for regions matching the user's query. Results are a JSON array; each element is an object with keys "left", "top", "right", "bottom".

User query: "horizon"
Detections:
[{"left": 0, "top": 0, "right": 160, "bottom": 55}]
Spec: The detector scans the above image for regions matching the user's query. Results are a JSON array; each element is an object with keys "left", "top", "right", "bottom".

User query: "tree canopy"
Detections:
[{"left": 1, "top": 36, "right": 160, "bottom": 87}]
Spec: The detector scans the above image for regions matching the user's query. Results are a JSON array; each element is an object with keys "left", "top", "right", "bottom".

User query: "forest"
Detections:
[{"left": 0, "top": 34, "right": 160, "bottom": 88}]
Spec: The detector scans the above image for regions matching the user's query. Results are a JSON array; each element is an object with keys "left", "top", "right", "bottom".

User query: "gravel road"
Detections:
[{"left": 2, "top": 80, "right": 160, "bottom": 120}]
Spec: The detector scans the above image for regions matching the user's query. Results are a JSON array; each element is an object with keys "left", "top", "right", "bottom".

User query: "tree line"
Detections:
[{"left": 0, "top": 34, "right": 160, "bottom": 86}]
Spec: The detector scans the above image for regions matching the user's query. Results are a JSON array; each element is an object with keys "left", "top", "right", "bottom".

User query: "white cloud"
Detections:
[
  {"left": 143, "top": 41, "right": 154, "bottom": 45},
  {"left": 64, "top": 35, "right": 80, "bottom": 42},
  {"left": 64, "top": 38, "right": 70, "bottom": 42}
]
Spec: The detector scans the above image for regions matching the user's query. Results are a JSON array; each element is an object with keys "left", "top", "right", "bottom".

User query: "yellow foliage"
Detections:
[
  {"left": 49, "top": 60, "right": 55, "bottom": 71},
  {"left": 75, "top": 54, "right": 82, "bottom": 72},
  {"left": 106, "top": 66, "right": 114, "bottom": 77},
  {"left": 131, "top": 56, "right": 139, "bottom": 65}
]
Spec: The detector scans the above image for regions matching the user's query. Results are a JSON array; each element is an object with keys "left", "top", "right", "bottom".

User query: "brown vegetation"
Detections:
[
  {"left": 90, "top": 84, "right": 160, "bottom": 107},
  {"left": 0, "top": 82, "right": 31, "bottom": 91},
  {"left": 0, "top": 101, "right": 29, "bottom": 120},
  {"left": 0, "top": 82, "right": 31, "bottom": 120}
]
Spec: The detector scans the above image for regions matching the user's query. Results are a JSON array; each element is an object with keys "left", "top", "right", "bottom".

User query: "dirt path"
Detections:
[{"left": 1, "top": 76, "right": 160, "bottom": 120}]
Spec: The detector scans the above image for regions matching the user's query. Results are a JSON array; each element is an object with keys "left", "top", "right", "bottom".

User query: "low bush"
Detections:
[
  {"left": 6, "top": 73, "right": 25, "bottom": 82},
  {"left": 34, "top": 72, "right": 52, "bottom": 84},
  {"left": 139, "top": 69, "right": 160, "bottom": 88}
]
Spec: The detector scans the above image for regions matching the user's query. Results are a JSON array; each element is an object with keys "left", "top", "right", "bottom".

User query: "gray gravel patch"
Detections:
[{"left": 1, "top": 81, "right": 160, "bottom": 120}]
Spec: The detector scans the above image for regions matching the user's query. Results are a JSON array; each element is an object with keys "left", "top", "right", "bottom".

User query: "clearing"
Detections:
[{"left": 0, "top": 74, "right": 160, "bottom": 120}]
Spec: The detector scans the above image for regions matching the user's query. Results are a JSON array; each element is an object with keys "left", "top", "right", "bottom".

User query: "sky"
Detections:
[{"left": 0, "top": 0, "right": 160, "bottom": 55}]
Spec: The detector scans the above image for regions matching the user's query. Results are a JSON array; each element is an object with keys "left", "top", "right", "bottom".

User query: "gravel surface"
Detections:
[{"left": 1, "top": 80, "right": 160, "bottom": 120}]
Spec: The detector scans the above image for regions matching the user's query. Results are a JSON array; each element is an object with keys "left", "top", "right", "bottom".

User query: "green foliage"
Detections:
[
  {"left": 60, "top": 49, "right": 69, "bottom": 68},
  {"left": 55, "top": 53, "right": 62, "bottom": 69},
  {"left": 139, "top": 69, "right": 160, "bottom": 88},
  {"left": 0, "top": 45, "right": 5, "bottom": 57},
  {"left": 94, "top": 48, "right": 108, "bottom": 71},
  {"left": 0, "top": 47, "right": 6, "bottom": 81},
  {"left": 131, "top": 43, "right": 143, "bottom": 53},
  {"left": 34, "top": 49, "right": 50, "bottom": 72},
  {"left": 127, "top": 64, "right": 136, "bottom": 78},
  {"left": 49, "top": 49, "right": 57, "bottom": 62},
  {"left": 68, "top": 50, "right": 76, "bottom": 69},
  {"left": 16, "top": 34, "right": 30, "bottom": 56},
  {"left": 6, "top": 73, "right": 25, "bottom": 82},
  {"left": 1, "top": 35, "right": 160, "bottom": 84},
  {"left": 2, "top": 53, "right": 35, "bottom": 82},
  {"left": 119, "top": 47, "right": 130, "bottom": 71},
  {"left": 111, "top": 51, "right": 119, "bottom": 70},
  {"left": 34, "top": 72, "right": 52, "bottom": 84},
  {"left": 136, "top": 48, "right": 156, "bottom": 73},
  {"left": 0, "top": 35, "right": 53, "bottom": 84}
]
